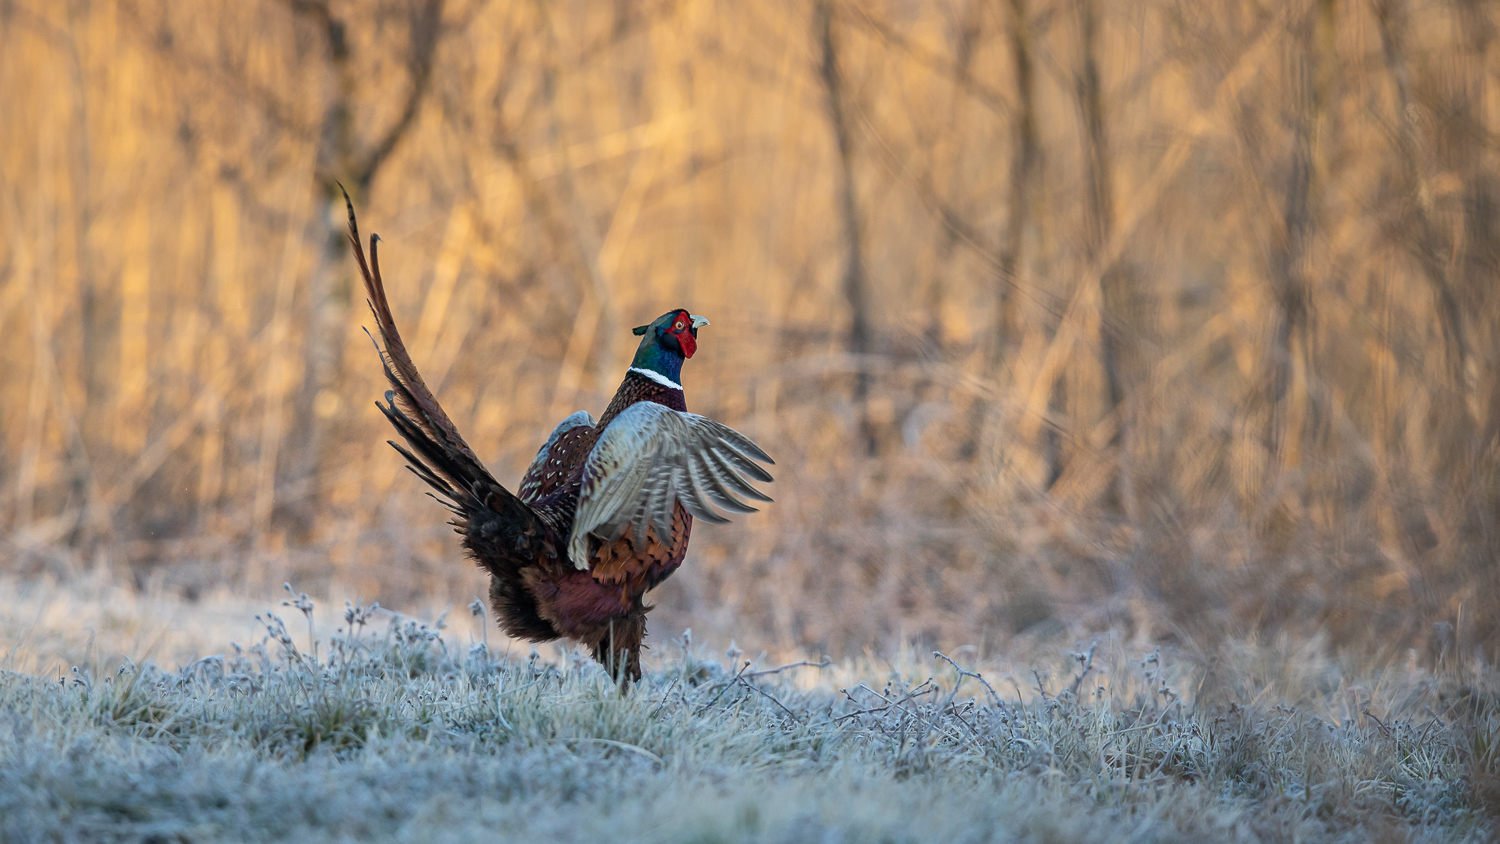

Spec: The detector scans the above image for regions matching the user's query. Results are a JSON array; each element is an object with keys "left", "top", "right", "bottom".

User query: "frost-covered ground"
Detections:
[{"left": 0, "top": 579, "right": 1496, "bottom": 842}]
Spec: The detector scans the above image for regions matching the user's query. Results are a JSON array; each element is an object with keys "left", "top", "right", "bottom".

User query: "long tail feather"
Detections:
[{"left": 343, "top": 185, "right": 484, "bottom": 472}]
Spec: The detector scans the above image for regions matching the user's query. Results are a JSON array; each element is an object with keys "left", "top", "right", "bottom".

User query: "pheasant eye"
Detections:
[{"left": 674, "top": 320, "right": 685, "bottom": 331}]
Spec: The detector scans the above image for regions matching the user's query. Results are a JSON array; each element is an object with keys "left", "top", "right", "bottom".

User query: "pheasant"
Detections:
[{"left": 343, "top": 193, "right": 773, "bottom": 684}]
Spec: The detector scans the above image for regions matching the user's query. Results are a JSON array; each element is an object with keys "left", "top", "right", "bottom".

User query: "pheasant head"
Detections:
[{"left": 630, "top": 309, "right": 709, "bottom": 384}]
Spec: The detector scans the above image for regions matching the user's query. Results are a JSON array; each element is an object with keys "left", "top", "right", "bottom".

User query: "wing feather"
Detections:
[
  {"left": 568, "top": 403, "right": 774, "bottom": 569},
  {"left": 689, "top": 414, "right": 776, "bottom": 466},
  {"left": 647, "top": 465, "right": 675, "bottom": 546},
  {"left": 689, "top": 450, "right": 757, "bottom": 515},
  {"left": 703, "top": 446, "right": 775, "bottom": 503},
  {"left": 518, "top": 410, "right": 594, "bottom": 502},
  {"left": 679, "top": 452, "right": 732, "bottom": 524}
]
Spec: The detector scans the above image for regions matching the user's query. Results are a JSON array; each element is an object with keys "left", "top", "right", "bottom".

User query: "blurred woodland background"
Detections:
[{"left": 3, "top": 0, "right": 1499, "bottom": 660}]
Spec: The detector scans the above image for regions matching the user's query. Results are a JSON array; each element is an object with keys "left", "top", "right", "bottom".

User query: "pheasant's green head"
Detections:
[{"left": 630, "top": 309, "right": 708, "bottom": 383}]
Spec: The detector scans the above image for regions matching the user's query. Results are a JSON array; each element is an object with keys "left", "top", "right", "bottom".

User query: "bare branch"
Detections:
[{"left": 355, "top": 0, "right": 447, "bottom": 190}]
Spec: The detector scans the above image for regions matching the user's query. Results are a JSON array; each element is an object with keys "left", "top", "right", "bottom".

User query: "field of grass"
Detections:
[{"left": 2, "top": 581, "right": 1497, "bottom": 843}]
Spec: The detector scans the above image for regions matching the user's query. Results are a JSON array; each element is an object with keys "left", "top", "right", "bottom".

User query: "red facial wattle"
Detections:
[{"left": 675, "top": 325, "right": 697, "bottom": 358}]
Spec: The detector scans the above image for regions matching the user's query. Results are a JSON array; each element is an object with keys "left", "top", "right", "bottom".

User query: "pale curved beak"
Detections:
[{"left": 690, "top": 315, "right": 710, "bottom": 329}]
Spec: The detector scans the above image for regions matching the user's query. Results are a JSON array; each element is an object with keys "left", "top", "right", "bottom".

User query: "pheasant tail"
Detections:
[{"left": 340, "top": 186, "right": 539, "bottom": 543}]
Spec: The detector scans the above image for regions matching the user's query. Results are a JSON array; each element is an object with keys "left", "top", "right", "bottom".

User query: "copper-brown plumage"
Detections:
[{"left": 343, "top": 190, "right": 773, "bottom": 684}]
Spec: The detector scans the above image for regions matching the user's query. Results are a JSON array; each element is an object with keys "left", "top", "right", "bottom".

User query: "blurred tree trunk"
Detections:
[
  {"left": 66, "top": 9, "right": 108, "bottom": 546},
  {"left": 1071, "top": 0, "right": 1133, "bottom": 520},
  {"left": 966, "top": 0, "right": 1041, "bottom": 465},
  {"left": 532, "top": 1, "right": 620, "bottom": 419},
  {"left": 1374, "top": 0, "right": 1467, "bottom": 385},
  {"left": 996, "top": 0, "right": 1040, "bottom": 365},
  {"left": 1446, "top": 0, "right": 1500, "bottom": 647},
  {"left": 816, "top": 0, "right": 877, "bottom": 457},
  {"left": 1264, "top": 8, "right": 1317, "bottom": 510},
  {"left": 1454, "top": 1, "right": 1500, "bottom": 453},
  {"left": 281, "top": 0, "right": 445, "bottom": 536},
  {"left": 1374, "top": 0, "right": 1477, "bottom": 573},
  {"left": 930, "top": 0, "right": 981, "bottom": 352}
]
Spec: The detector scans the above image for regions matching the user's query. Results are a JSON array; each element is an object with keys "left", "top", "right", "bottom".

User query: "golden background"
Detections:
[{"left": 2, "top": 0, "right": 1497, "bottom": 657}]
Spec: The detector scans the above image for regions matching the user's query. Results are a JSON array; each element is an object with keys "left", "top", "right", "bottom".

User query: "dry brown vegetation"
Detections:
[{"left": 2, "top": 0, "right": 1500, "bottom": 660}]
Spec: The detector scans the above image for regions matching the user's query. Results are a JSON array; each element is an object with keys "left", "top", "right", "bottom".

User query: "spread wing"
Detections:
[
  {"left": 517, "top": 411, "right": 594, "bottom": 503},
  {"left": 567, "top": 402, "right": 774, "bottom": 569}
]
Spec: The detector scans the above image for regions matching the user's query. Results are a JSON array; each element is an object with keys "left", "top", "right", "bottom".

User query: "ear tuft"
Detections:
[{"left": 632, "top": 325, "right": 649, "bottom": 336}]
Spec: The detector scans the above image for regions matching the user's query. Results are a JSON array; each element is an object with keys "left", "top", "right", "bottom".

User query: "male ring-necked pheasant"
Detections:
[{"left": 344, "top": 193, "right": 773, "bottom": 684}]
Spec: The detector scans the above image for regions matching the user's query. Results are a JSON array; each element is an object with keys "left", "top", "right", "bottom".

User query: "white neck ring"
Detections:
[{"left": 628, "top": 367, "right": 683, "bottom": 391}]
